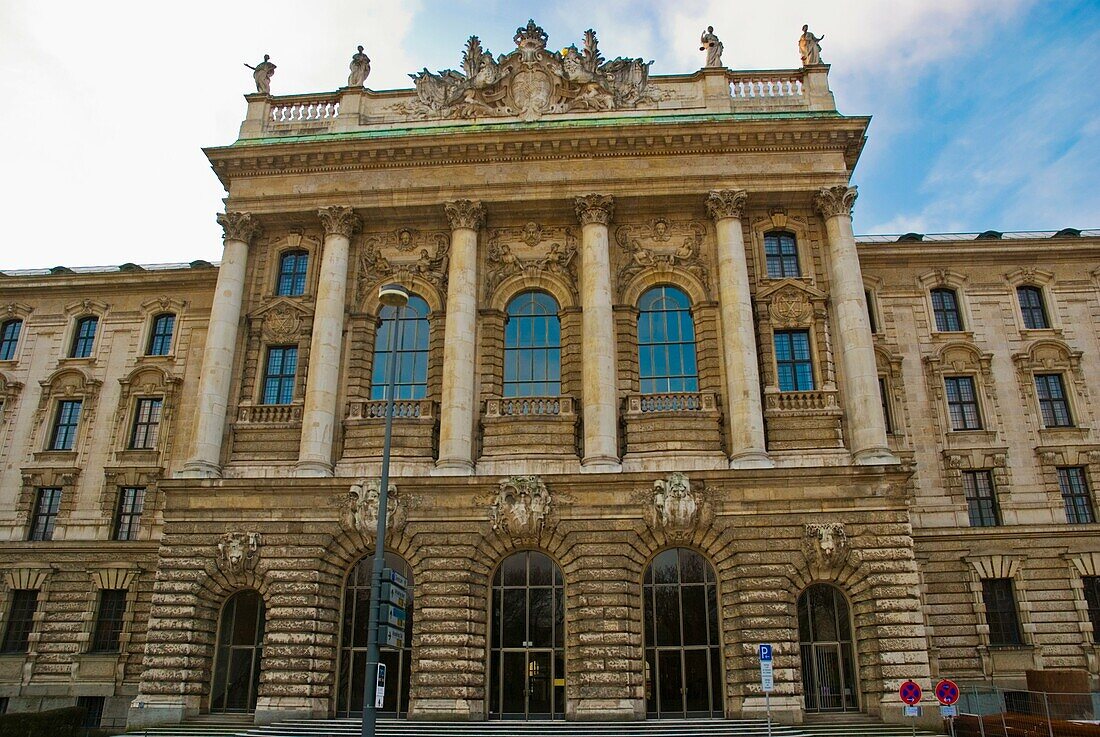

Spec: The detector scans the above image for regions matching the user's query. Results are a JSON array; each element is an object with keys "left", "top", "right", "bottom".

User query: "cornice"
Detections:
[{"left": 205, "top": 115, "right": 869, "bottom": 189}]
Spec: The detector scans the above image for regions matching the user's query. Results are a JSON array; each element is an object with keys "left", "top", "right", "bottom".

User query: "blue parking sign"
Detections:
[{"left": 759, "top": 644, "right": 772, "bottom": 661}]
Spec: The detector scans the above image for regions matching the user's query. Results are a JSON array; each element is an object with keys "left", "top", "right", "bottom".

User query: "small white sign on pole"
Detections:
[
  {"left": 374, "top": 662, "right": 387, "bottom": 709},
  {"left": 758, "top": 644, "right": 774, "bottom": 692}
]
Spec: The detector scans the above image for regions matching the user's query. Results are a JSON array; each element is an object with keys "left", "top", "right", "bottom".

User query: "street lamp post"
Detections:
[{"left": 361, "top": 283, "right": 409, "bottom": 737}]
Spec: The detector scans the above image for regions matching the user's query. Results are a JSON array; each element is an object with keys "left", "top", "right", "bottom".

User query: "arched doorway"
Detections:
[
  {"left": 210, "top": 590, "right": 265, "bottom": 713},
  {"left": 643, "top": 548, "right": 723, "bottom": 718},
  {"left": 336, "top": 552, "right": 414, "bottom": 717},
  {"left": 489, "top": 551, "right": 565, "bottom": 720},
  {"left": 798, "top": 584, "right": 859, "bottom": 712}
]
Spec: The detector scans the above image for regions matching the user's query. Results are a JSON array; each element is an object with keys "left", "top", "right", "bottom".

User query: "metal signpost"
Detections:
[
  {"left": 936, "top": 679, "right": 960, "bottom": 737},
  {"left": 900, "top": 679, "right": 922, "bottom": 737},
  {"left": 759, "top": 644, "right": 773, "bottom": 737},
  {"left": 361, "top": 284, "right": 409, "bottom": 737}
]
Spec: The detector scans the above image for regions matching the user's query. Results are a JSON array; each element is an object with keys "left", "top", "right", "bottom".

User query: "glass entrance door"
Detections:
[
  {"left": 490, "top": 552, "right": 565, "bottom": 720},
  {"left": 798, "top": 584, "right": 859, "bottom": 713},
  {"left": 210, "top": 591, "right": 265, "bottom": 713},
  {"left": 643, "top": 548, "right": 723, "bottom": 718}
]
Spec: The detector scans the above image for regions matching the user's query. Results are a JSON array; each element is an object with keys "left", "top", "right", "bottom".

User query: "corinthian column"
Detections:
[
  {"left": 814, "top": 185, "right": 896, "bottom": 465},
  {"left": 575, "top": 194, "right": 621, "bottom": 472},
  {"left": 178, "top": 212, "right": 260, "bottom": 478},
  {"left": 296, "top": 206, "right": 360, "bottom": 476},
  {"left": 435, "top": 199, "right": 484, "bottom": 474},
  {"left": 706, "top": 190, "right": 772, "bottom": 468}
]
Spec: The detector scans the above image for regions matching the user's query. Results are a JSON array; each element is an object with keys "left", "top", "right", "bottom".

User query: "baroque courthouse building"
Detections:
[{"left": 1, "top": 20, "right": 1099, "bottom": 731}]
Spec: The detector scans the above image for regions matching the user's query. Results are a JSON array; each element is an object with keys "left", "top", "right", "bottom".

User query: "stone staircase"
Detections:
[{"left": 113, "top": 715, "right": 941, "bottom": 737}]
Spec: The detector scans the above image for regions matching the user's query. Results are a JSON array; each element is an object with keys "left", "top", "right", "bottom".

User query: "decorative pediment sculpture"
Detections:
[
  {"left": 394, "top": 20, "right": 660, "bottom": 121},
  {"left": 645, "top": 472, "right": 712, "bottom": 541},
  {"left": 803, "top": 523, "right": 850, "bottom": 567},
  {"left": 615, "top": 220, "right": 710, "bottom": 295},
  {"left": 490, "top": 475, "right": 553, "bottom": 542},
  {"left": 340, "top": 478, "right": 407, "bottom": 544},
  {"left": 757, "top": 279, "right": 827, "bottom": 329},
  {"left": 485, "top": 224, "right": 578, "bottom": 297},
  {"left": 216, "top": 532, "right": 262, "bottom": 576},
  {"left": 248, "top": 297, "right": 313, "bottom": 342},
  {"left": 356, "top": 232, "right": 450, "bottom": 303}
]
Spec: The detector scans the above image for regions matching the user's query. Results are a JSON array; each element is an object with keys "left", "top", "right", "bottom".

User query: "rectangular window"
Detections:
[
  {"left": 77, "top": 696, "right": 104, "bottom": 729},
  {"left": 129, "top": 398, "right": 163, "bottom": 450},
  {"left": 865, "top": 290, "right": 878, "bottom": 334},
  {"left": 878, "top": 377, "right": 893, "bottom": 434},
  {"left": 931, "top": 288, "right": 962, "bottom": 332},
  {"left": 146, "top": 313, "right": 175, "bottom": 356},
  {"left": 982, "top": 578, "right": 1023, "bottom": 646},
  {"left": 113, "top": 487, "right": 145, "bottom": 541},
  {"left": 963, "top": 471, "right": 1000, "bottom": 527},
  {"left": 1058, "top": 467, "right": 1095, "bottom": 524},
  {"left": 70, "top": 316, "right": 98, "bottom": 358},
  {"left": 774, "top": 330, "right": 814, "bottom": 392},
  {"left": 28, "top": 488, "right": 62, "bottom": 541},
  {"left": 262, "top": 346, "right": 298, "bottom": 405},
  {"left": 1084, "top": 576, "right": 1100, "bottom": 642},
  {"left": 944, "top": 376, "right": 982, "bottom": 430},
  {"left": 1, "top": 590, "right": 38, "bottom": 653},
  {"left": 90, "top": 589, "right": 127, "bottom": 653},
  {"left": 49, "top": 399, "right": 82, "bottom": 450},
  {"left": 1035, "top": 374, "right": 1073, "bottom": 427},
  {"left": 1017, "top": 286, "right": 1049, "bottom": 330},
  {"left": 277, "top": 251, "right": 309, "bottom": 297},
  {"left": 764, "top": 232, "right": 800, "bottom": 278},
  {"left": 0, "top": 319, "right": 21, "bottom": 361}
]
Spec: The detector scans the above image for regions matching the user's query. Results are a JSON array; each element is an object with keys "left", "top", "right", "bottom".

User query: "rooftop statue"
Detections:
[
  {"left": 244, "top": 54, "right": 276, "bottom": 95},
  {"left": 700, "top": 26, "right": 724, "bottom": 68},
  {"left": 347, "top": 45, "right": 371, "bottom": 87},
  {"left": 799, "top": 25, "right": 824, "bottom": 66},
  {"left": 394, "top": 19, "right": 660, "bottom": 121}
]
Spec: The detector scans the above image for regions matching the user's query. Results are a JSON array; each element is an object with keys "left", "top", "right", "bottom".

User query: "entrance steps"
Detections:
[{"left": 115, "top": 716, "right": 940, "bottom": 737}]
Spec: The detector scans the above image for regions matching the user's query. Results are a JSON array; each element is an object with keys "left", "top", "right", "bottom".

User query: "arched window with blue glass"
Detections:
[
  {"left": 371, "top": 295, "right": 430, "bottom": 400},
  {"left": 276, "top": 250, "right": 309, "bottom": 297},
  {"left": 503, "top": 292, "right": 561, "bottom": 397},
  {"left": 638, "top": 286, "right": 699, "bottom": 394}
]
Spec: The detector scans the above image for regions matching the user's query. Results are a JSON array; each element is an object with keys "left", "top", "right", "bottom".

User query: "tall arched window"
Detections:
[
  {"left": 371, "top": 295, "right": 430, "bottom": 401},
  {"left": 210, "top": 590, "right": 266, "bottom": 714},
  {"left": 798, "top": 584, "right": 859, "bottom": 713},
  {"left": 638, "top": 286, "right": 698, "bottom": 394},
  {"left": 276, "top": 250, "right": 309, "bottom": 296},
  {"left": 504, "top": 292, "right": 561, "bottom": 397}
]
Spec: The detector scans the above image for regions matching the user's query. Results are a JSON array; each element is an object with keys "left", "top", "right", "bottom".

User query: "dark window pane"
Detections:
[
  {"left": 764, "top": 232, "right": 801, "bottom": 278},
  {"left": 637, "top": 286, "right": 698, "bottom": 395},
  {"left": 1017, "top": 286, "right": 1049, "bottom": 330},
  {"left": 70, "top": 316, "right": 98, "bottom": 358},
  {"left": 982, "top": 578, "right": 1022, "bottom": 646},
  {"left": 774, "top": 330, "right": 814, "bottom": 391},
  {"left": 277, "top": 250, "right": 309, "bottom": 296},
  {"left": 114, "top": 487, "right": 146, "bottom": 541},
  {"left": 945, "top": 376, "right": 982, "bottom": 430},
  {"left": 1, "top": 590, "right": 38, "bottom": 653},
  {"left": 91, "top": 589, "right": 127, "bottom": 652},
  {"left": 1036, "top": 374, "right": 1073, "bottom": 427},
  {"left": 1083, "top": 576, "right": 1100, "bottom": 642},
  {"left": 50, "top": 400, "right": 82, "bottom": 450},
  {"left": 371, "top": 296, "right": 431, "bottom": 401},
  {"left": 147, "top": 313, "right": 175, "bottom": 355},
  {"left": 0, "top": 319, "right": 22, "bottom": 361},
  {"left": 654, "top": 586, "right": 681, "bottom": 646},
  {"left": 503, "top": 292, "right": 561, "bottom": 398},
  {"left": 28, "top": 488, "right": 62, "bottom": 541},
  {"left": 1058, "top": 467, "right": 1095, "bottom": 524},
  {"left": 964, "top": 471, "right": 1000, "bottom": 527},
  {"left": 931, "top": 288, "right": 962, "bottom": 332},
  {"left": 262, "top": 346, "right": 297, "bottom": 405},
  {"left": 129, "top": 398, "right": 163, "bottom": 449}
]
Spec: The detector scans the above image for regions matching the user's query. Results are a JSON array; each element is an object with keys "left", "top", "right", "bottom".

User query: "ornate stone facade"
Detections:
[{"left": 0, "top": 18, "right": 1098, "bottom": 734}]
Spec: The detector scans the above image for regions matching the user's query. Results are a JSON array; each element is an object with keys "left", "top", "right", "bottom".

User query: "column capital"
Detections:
[
  {"left": 813, "top": 185, "right": 858, "bottom": 219},
  {"left": 574, "top": 194, "right": 615, "bottom": 226},
  {"left": 216, "top": 211, "right": 262, "bottom": 243},
  {"left": 444, "top": 199, "right": 485, "bottom": 231},
  {"left": 317, "top": 206, "right": 361, "bottom": 239},
  {"left": 705, "top": 189, "right": 748, "bottom": 221}
]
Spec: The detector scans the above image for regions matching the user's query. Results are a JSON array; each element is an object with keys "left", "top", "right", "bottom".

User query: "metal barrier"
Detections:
[{"left": 955, "top": 684, "right": 1100, "bottom": 736}]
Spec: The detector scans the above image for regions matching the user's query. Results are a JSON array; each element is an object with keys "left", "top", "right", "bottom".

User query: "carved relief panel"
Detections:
[
  {"left": 484, "top": 222, "right": 578, "bottom": 301},
  {"left": 354, "top": 228, "right": 451, "bottom": 306},
  {"left": 614, "top": 219, "right": 711, "bottom": 300}
]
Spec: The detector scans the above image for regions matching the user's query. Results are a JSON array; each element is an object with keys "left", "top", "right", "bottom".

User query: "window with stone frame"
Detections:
[
  {"left": 878, "top": 377, "right": 893, "bottom": 434},
  {"left": 370, "top": 295, "right": 430, "bottom": 401},
  {"left": 113, "top": 487, "right": 145, "bottom": 541},
  {"left": 70, "top": 315, "right": 98, "bottom": 358},
  {"left": 77, "top": 696, "right": 104, "bottom": 729},
  {"left": 28, "top": 487, "right": 62, "bottom": 541},
  {"left": 0, "top": 319, "right": 21, "bottom": 361},
  {"left": 1058, "top": 467, "right": 1095, "bottom": 524},
  {"left": 146, "top": 313, "right": 175, "bottom": 356},
  {"left": 503, "top": 292, "right": 561, "bottom": 398},
  {"left": 931, "top": 288, "right": 963, "bottom": 332},
  {"left": 49, "top": 399, "right": 82, "bottom": 450},
  {"left": 944, "top": 376, "right": 982, "bottom": 431},
  {"left": 128, "top": 397, "right": 163, "bottom": 450},
  {"left": 637, "top": 286, "right": 699, "bottom": 394},
  {"left": 276, "top": 250, "right": 309, "bottom": 296},
  {"left": 90, "top": 589, "right": 127, "bottom": 653},
  {"left": 1035, "top": 373, "right": 1073, "bottom": 428},
  {"left": 0, "top": 589, "right": 38, "bottom": 653},
  {"left": 1017, "top": 286, "right": 1050, "bottom": 330},
  {"left": 261, "top": 346, "right": 298, "bottom": 405},
  {"left": 963, "top": 470, "right": 1000, "bottom": 527},
  {"left": 981, "top": 577, "right": 1023, "bottom": 646},
  {"left": 763, "top": 231, "right": 800, "bottom": 278},
  {"left": 865, "top": 290, "right": 878, "bottom": 334},
  {"left": 773, "top": 330, "right": 814, "bottom": 392},
  {"left": 1083, "top": 576, "right": 1100, "bottom": 642}
]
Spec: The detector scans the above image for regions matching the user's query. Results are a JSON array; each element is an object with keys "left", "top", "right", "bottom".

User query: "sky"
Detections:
[{"left": 0, "top": 0, "right": 1096, "bottom": 270}]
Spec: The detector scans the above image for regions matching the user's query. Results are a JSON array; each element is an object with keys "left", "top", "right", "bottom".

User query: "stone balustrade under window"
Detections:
[
  {"left": 236, "top": 404, "right": 302, "bottom": 424},
  {"left": 341, "top": 399, "right": 437, "bottom": 462},
  {"left": 622, "top": 392, "right": 723, "bottom": 458},
  {"left": 480, "top": 396, "right": 578, "bottom": 460},
  {"left": 231, "top": 403, "right": 304, "bottom": 462},
  {"left": 763, "top": 389, "right": 844, "bottom": 451}
]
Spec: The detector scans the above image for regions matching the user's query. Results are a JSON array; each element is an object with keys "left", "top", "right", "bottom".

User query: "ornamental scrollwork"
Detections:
[
  {"left": 644, "top": 472, "right": 713, "bottom": 542},
  {"left": 318, "top": 206, "right": 362, "bottom": 239},
  {"left": 485, "top": 224, "right": 578, "bottom": 297},
  {"left": 444, "top": 199, "right": 486, "bottom": 231},
  {"left": 489, "top": 475, "right": 553, "bottom": 543},
  {"left": 705, "top": 189, "right": 749, "bottom": 221},
  {"left": 217, "top": 212, "right": 262, "bottom": 243},
  {"left": 812, "top": 185, "right": 858, "bottom": 219},
  {"left": 340, "top": 478, "right": 407, "bottom": 545},
  {"left": 216, "top": 532, "right": 262, "bottom": 576},
  {"left": 575, "top": 194, "right": 615, "bottom": 226},
  {"left": 355, "top": 232, "right": 450, "bottom": 304},
  {"left": 615, "top": 219, "right": 710, "bottom": 296}
]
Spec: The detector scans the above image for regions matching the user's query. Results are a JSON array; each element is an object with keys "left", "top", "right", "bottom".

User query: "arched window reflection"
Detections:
[
  {"left": 798, "top": 584, "right": 859, "bottom": 713},
  {"left": 637, "top": 286, "right": 698, "bottom": 394},
  {"left": 210, "top": 590, "right": 265, "bottom": 714},
  {"left": 371, "top": 295, "right": 430, "bottom": 401},
  {"left": 504, "top": 292, "right": 561, "bottom": 397}
]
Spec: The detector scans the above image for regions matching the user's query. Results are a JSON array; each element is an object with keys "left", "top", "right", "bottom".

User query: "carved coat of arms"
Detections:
[
  {"left": 645, "top": 472, "right": 713, "bottom": 541},
  {"left": 340, "top": 479, "right": 407, "bottom": 544},
  {"left": 395, "top": 21, "right": 660, "bottom": 121},
  {"left": 216, "top": 532, "right": 262, "bottom": 576},
  {"left": 489, "top": 475, "right": 553, "bottom": 542}
]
